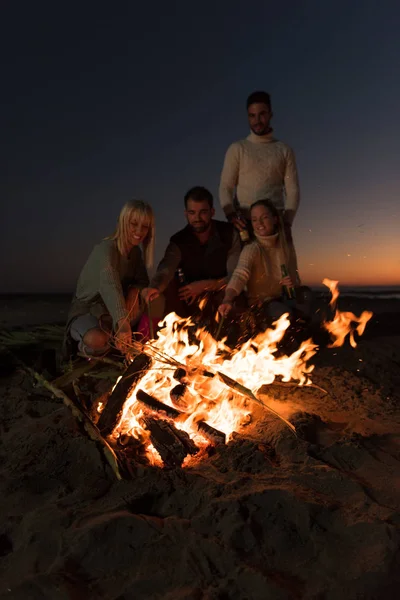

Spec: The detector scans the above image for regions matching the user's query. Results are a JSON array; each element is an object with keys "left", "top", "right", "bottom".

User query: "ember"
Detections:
[{"left": 101, "top": 280, "right": 373, "bottom": 468}]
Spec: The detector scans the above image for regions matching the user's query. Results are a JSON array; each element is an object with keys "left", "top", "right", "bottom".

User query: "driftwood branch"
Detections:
[{"left": 26, "top": 367, "right": 122, "bottom": 480}]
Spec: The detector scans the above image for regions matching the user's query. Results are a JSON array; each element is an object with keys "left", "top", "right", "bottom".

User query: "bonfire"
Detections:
[
  {"left": 92, "top": 279, "right": 371, "bottom": 472},
  {"left": 13, "top": 279, "right": 372, "bottom": 478}
]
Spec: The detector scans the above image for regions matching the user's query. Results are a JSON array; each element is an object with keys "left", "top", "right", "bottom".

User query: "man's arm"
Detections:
[
  {"left": 283, "top": 147, "right": 300, "bottom": 226},
  {"left": 149, "top": 242, "right": 182, "bottom": 293},
  {"left": 219, "top": 143, "right": 240, "bottom": 220},
  {"left": 184, "top": 228, "right": 242, "bottom": 296}
]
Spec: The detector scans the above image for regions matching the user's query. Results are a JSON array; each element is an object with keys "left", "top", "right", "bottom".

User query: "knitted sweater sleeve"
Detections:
[
  {"left": 226, "top": 243, "right": 258, "bottom": 296},
  {"left": 98, "top": 243, "right": 128, "bottom": 326},
  {"left": 131, "top": 247, "right": 150, "bottom": 289},
  {"left": 283, "top": 146, "right": 300, "bottom": 219},
  {"left": 219, "top": 142, "right": 240, "bottom": 218}
]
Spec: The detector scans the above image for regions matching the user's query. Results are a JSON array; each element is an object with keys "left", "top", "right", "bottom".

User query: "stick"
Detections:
[
  {"left": 217, "top": 371, "right": 296, "bottom": 435},
  {"left": 215, "top": 315, "right": 225, "bottom": 341},
  {"left": 147, "top": 302, "right": 155, "bottom": 340},
  {"left": 278, "top": 212, "right": 296, "bottom": 300},
  {"left": 26, "top": 367, "right": 122, "bottom": 480},
  {"left": 257, "top": 381, "right": 327, "bottom": 394},
  {"left": 77, "top": 352, "right": 125, "bottom": 370}
]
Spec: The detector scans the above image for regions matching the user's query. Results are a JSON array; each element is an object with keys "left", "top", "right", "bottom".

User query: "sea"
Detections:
[{"left": 311, "top": 286, "right": 400, "bottom": 300}]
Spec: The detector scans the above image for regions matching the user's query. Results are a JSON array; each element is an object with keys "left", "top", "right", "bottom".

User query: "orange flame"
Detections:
[
  {"left": 322, "top": 279, "right": 373, "bottom": 348},
  {"left": 111, "top": 280, "right": 372, "bottom": 464}
]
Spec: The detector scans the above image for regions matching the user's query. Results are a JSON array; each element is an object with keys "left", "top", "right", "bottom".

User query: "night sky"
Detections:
[{"left": 2, "top": 0, "right": 399, "bottom": 293}]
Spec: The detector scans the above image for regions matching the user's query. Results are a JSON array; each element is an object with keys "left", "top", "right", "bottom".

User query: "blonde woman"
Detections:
[{"left": 65, "top": 200, "right": 163, "bottom": 356}]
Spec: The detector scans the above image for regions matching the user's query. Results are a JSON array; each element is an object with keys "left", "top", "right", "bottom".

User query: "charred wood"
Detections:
[
  {"left": 98, "top": 353, "right": 151, "bottom": 435},
  {"left": 197, "top": 421, "right": 226, "bottom": 445},
  {"left": 173, "top": 367, "right": 187, "bottom": 383},
  {"left": 170, "top": 384, "right": 190, "bottom": 411},
  {"left": 136, "top": 389, "right": 182, "bottom": 419},
  {"left": 142, "top": 417, "right": 198, "bottom": 467}
]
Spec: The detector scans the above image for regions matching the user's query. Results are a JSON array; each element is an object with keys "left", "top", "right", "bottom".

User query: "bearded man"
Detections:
[
  {"left": 142, "top": 186, "right": 241, "bottom": 320},
  {"left": 219, "top": 90, "right": 300, "bottom": 234}
]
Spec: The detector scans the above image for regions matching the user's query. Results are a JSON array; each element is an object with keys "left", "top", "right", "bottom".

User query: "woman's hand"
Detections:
[
  {"left": 141, "top": 287, "right": 160, "bottom": 304},
  {"left": 218, "top": 301, "right": 233, "bottom": 318},
  {"left": 115, "top": 319, "right": 132, "bottom": 353},
  {"left": 178, "top": 281, "right": 206, "bottom": 305},
  {"left": 280, "top": 276, "right": 293, "bottom": 288}
]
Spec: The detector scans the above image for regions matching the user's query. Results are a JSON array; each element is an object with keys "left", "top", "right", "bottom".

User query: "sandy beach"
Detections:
[{"left": 0, "top": 294, "right": 399, "bottom": 599}]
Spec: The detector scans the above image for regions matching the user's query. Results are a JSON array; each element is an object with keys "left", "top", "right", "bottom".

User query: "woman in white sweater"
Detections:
[{"left": 218, "top": 199, "right": 306, "bottom": 324}]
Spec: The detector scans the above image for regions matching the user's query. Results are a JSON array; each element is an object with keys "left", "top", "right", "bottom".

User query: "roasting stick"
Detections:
[
  {"left": 146, "top": 302, "right": 155, "bottom": 340},
  {"left": 278, "top": 211, "right": 296, "bottom": 300},
  {"left": 217, "top": 371, "right": 296, "bottom": 435},
  {"left": 215, "top": 315, "right": 225, "bottom": 341}
]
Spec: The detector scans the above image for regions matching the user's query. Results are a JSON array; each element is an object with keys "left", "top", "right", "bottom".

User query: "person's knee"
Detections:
[{"left": 82, "top": 327, "right": 110, "bottom": 351}]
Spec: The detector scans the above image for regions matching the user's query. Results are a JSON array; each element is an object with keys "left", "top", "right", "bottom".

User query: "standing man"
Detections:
[
  {"left": 142, "top": 186, "right": 241, "bottom": 321},
  {"left": 219, "top": 91, "right": 300, "bottom": 232}
]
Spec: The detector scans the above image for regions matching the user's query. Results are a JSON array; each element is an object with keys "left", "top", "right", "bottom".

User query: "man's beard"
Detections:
[
  {"left": 251, "top": 124, "right": 272, "bottom": 136},
  {"left": 190, "top": 222, "right": 210, "bottom": 234}
]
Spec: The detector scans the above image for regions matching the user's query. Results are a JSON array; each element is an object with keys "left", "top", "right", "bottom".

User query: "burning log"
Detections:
[
  {"left": 170, "top": 383, "right": 190, "bottom": 410},
  {"left": 196, "top": 421, "right": 226, "bottom": 445},
  {"left": 173, "top": 367, "right": 187, "bottom": 383},
  {"left": 98, "top": 353, "right": 151, "bottom": 435},
  {"left": 136, "top": 388, "right": 227, "bottom": 447},
  {"left": 136, "top": 389, "right": 182, "bottom": 419},
  {"left": 142, "top": 417, "right": 198, "bottom": 467}
]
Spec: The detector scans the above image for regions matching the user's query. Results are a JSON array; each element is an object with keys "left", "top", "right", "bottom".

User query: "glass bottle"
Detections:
[{"left": 236, "top": 211, "right": 250, "bottom": 243}]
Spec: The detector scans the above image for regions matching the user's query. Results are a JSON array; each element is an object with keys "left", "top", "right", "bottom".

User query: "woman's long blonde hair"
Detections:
[{"left": 109, "top": 200, "right": 155, "bottom": 268}]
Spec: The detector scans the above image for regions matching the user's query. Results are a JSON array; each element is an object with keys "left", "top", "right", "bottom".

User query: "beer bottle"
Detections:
[
  {"left": 280, "top": 264, "right": 296, "bottom": 300},
  {"left": 236, "top": 211, "right": 250, "bottom": 243}
]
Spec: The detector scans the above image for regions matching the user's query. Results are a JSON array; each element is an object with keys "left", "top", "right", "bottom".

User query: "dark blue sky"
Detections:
[{"left": 1, "top": 0, "right": 399, "bottom": 292}]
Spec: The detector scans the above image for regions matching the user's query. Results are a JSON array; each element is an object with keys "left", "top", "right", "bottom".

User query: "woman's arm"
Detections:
[{"left": 98, "top": 243, "right": 128, "bottom": 327}]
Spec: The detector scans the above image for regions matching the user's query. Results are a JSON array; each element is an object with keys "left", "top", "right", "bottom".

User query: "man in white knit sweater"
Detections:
[{"left": 219, "top": 91, "right": 300, "bottom": 231}]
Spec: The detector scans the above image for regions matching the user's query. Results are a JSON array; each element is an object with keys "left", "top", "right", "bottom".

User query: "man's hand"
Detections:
[
  {"left": 115, "top": 319, "right": 132, "bottom": 353},
  {"left": 178, "top": 281, "right": 207, "bottom": 305},
  {"left": 141, "top": 287, "right": 160, "bottom": 304},
  {"left": 218, "top": 301, "right": 233, "bottom": 318}
]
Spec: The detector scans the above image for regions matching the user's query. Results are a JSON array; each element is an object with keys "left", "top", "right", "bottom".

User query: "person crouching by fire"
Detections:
[
  {"left": 141, "top": 186, "right": 242, "bottom": 326},
  {"left": 218, "top": 199, "right": 312, "bottom": 336},
  {"left": 64, "top": 200, "right": 164, "bottom": 357}
]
